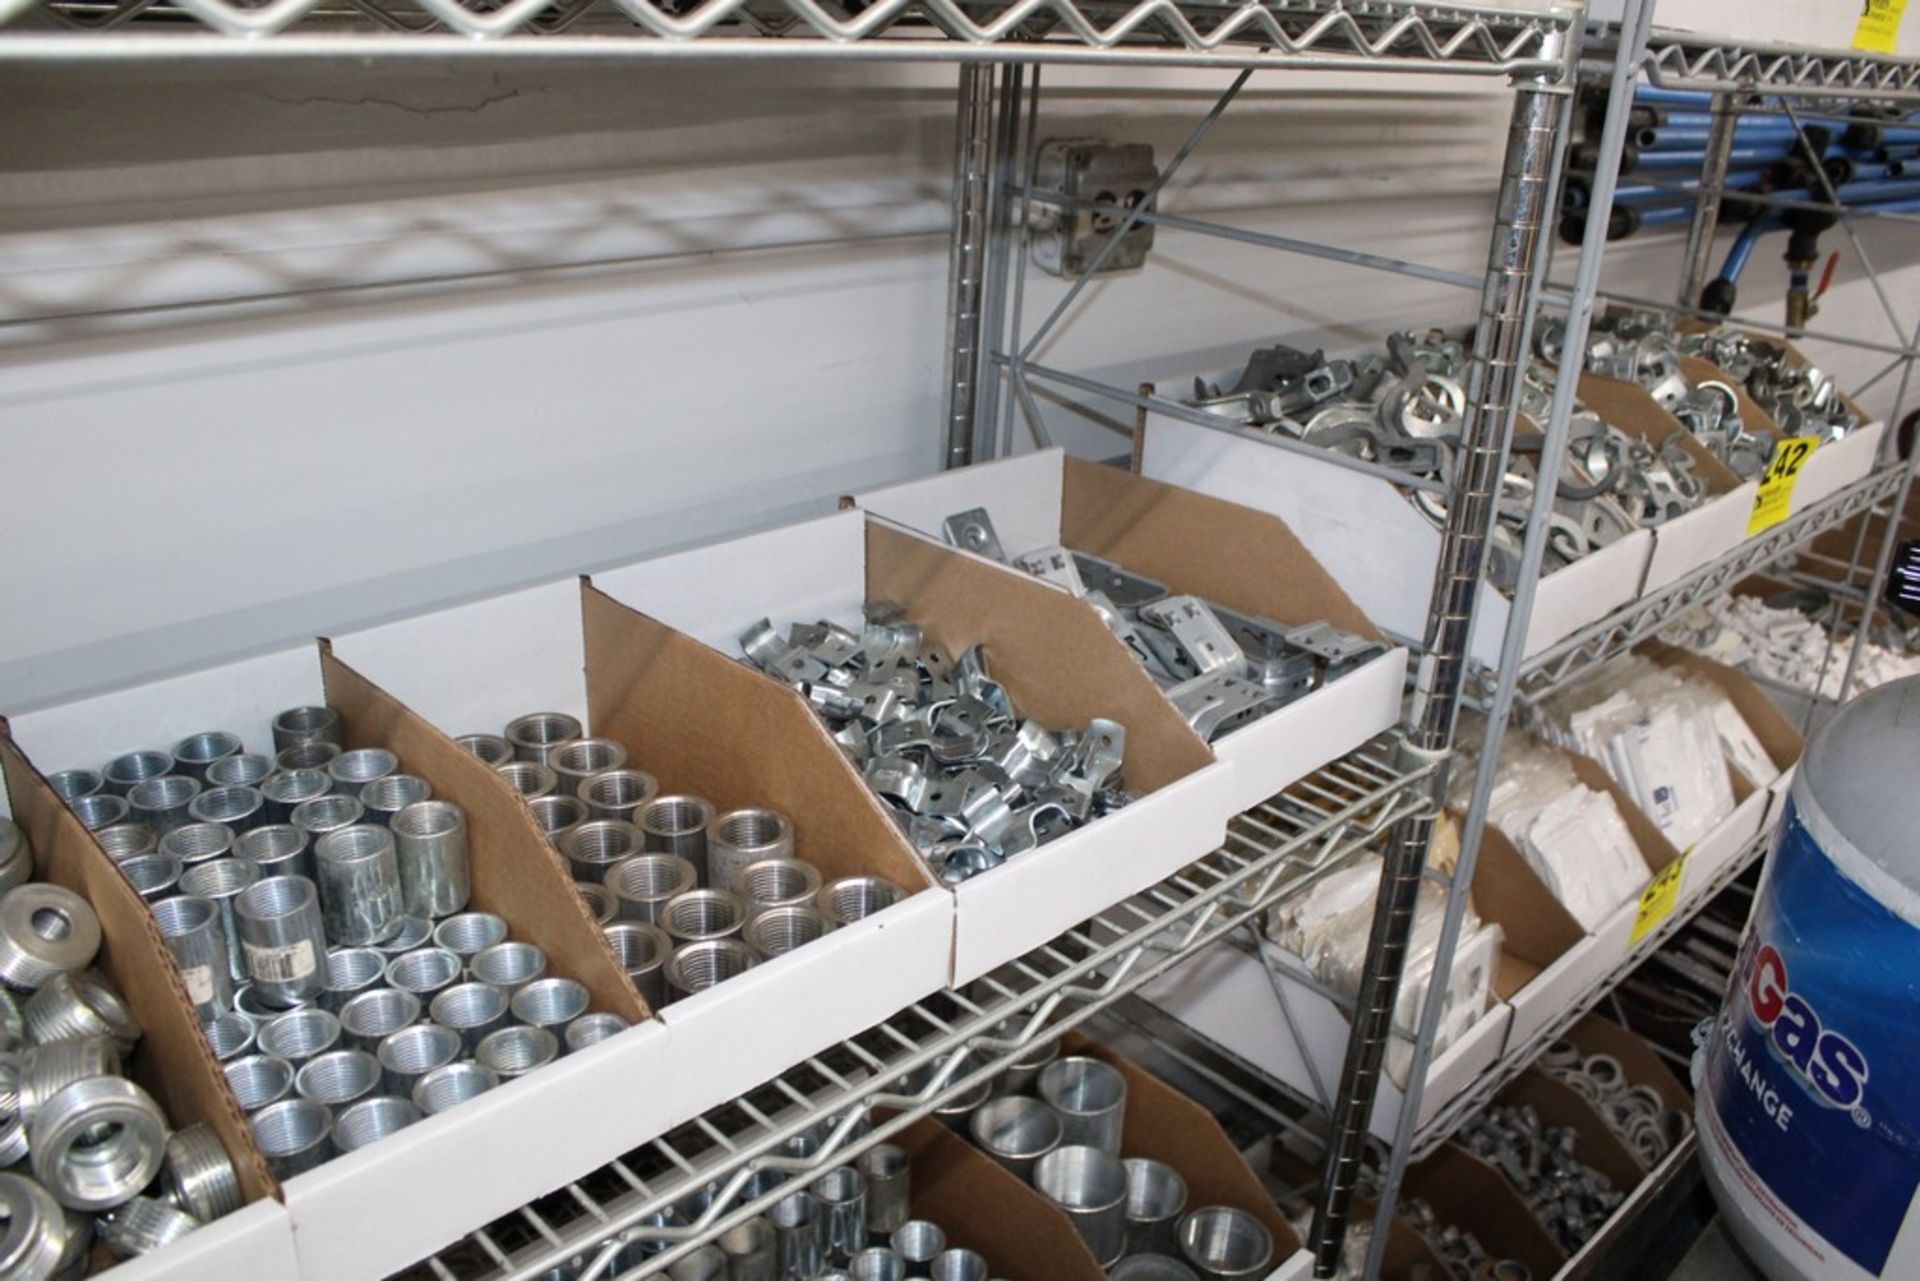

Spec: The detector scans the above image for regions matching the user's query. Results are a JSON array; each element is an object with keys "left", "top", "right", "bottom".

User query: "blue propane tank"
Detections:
[{"left": 1698, "top": 677, "right": 1920, "bottom": 1281}]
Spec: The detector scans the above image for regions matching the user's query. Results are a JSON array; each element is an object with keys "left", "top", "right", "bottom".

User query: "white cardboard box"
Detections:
[
  {"left": 1139, "top": 413, "right": 1653, "bottom": 667},
  {"left": 1640, "top": 480, "right": 1762, "bottom": 593},
  {"left": 332, "top": 578, "right": 956, "bottom": 1133},
  {"left": 590, "top": 507, "right": 1237, "bottom": 985},
  {"left": 1138, "top": 935, "right": 1511, "bottom": 1144},
  {"left": 850, "top": 449, "right": 1408, "bottom": 813},
  {"left": 101, "top": 1200, "right": 300, "bottom": 1281},
  {"left": 1793, "top": 421, "right": 1886, "bottom": 511},
  {"left": 8, "top": 642, "right": 687, "bottom": 1281}
]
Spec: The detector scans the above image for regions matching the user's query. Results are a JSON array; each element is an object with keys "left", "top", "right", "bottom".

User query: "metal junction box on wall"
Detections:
[{"left": 1029, "top": 138, "right": 1160, "bottom": 277}]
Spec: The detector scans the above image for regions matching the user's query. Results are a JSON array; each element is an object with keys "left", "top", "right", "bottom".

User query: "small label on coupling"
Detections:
[
  {"left": 244, "top": 939, "right": 317, "bottom": 985},
  {"left": 180, "top": 965, "right": 216, "bottom": 1008}
]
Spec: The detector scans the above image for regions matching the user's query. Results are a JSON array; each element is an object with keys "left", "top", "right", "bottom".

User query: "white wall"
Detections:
[{"left": 4, "top": 9, "right": 1918, "bottom": 711}]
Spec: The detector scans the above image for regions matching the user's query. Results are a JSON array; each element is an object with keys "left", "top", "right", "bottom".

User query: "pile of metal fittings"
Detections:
[
  {"left": 1400, "top": 1194, "right": 1530, "bottom": 1281},
  {"left": 741, "top": 607, "right": 1128, "bottom": 886},
  {"left": 50, "top": 708, "right": 622, "bottom": 1180},
  {"left": 471, "top": 710, "right": 907, "bottom": 1006},
  {"left": 954, "top": 1049, "right": 1276, "bottom": 1278},
  {"left": 0, "top": 820, "right": 246, "bottom": 1275},
  {"left": 1541, "top": 1042, "right": 1690, "bottom": 1168},
  {"left": 1680, "top": 325, "right": 1862, "bottom": 445},
  {"left": 1458, "top": 1103, "right": 1624, "bottom": 1252},
  {"left": 941, "top": 508, "right": 1384, "bottom": 741},
  {"left": 1185, "top": 331, "right": 1698, "bottom": 591}
]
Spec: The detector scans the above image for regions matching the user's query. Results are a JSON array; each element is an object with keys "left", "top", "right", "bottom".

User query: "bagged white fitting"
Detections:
[{"left": 1661, "top": 596, "right": 1920, "bottom": 699}]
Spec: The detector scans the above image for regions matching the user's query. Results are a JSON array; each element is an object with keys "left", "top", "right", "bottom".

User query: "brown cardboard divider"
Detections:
[
  {"left": 1501, "top": 1068, "right": 1645, "bottom": 1194},
  {"left": 1471, "top": 822, "right": 1583, "bottom": 1007},
  {"left": 1058, "top": 455, "right": 1384, "bottom": 641},
  {"left": 898, "top": 1117, "right": 1108, "bottom": 1281},
  {"left": 1062, "top": 1033, "right": 1303, "bottom": 1259},
  {"left": 320, "top": 644, "right": 646, "bottom": 1022},
  {"left": 1577, "top": 372, "right": 1743, "bottom": 496},
  {"left": 864, "top": 521, "right": 1214, "bottom": 795},
  {"left": 0, "top": 724, "right": 277, "bottom": 1204},
  {"left": 1565, "top": 1012, "right": 1691, "bottom": 1114},
  {"left": 579, "top": 583, "right": 936, "bottom": 896},
  {"left": 1678, "top": 353, "right": 1783, "bottom": 439},
  {"left": 1268, "top": 1144, "right": 1441, "bottom": 1279},
  {"left": 1639, "top": 641, "right": 1806, "bottom": 778},
  {"left": 1406, "top": 1143, "right": 1566, "bottom": 1278}
]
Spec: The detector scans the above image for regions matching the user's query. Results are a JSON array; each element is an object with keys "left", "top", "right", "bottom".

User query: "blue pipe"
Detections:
[
  {"left": 1629, "top": 87, "right": 1716, "bottom": 107},
  {"left": 1868, "top": 126, "right": 1920, "bottom": 149},
  {"left": 1633, "top": 145, "right": 1798, "bottom": 171},
  {"left": 1641, "top": 122, "right": 1810, "bottom": 150},
  {"left": 1604, "top": 169, "right": 1772, "bottom": 206},
  {"left": 1764, "top": 177, "right": 1920, "bottom": 207},
  {"left": 1637, "top": 204, "right": 1697, "bottom": 230},
  {"left": 1720, "top": 219, "right": 1782, "bottom": 282}
]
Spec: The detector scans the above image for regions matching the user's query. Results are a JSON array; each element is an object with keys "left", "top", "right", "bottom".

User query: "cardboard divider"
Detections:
[
  {"left": 1268, "top": 1144, "right": 1444, "bottom": 1280},
  {"left": 580, "top": 585, "right": 932, "bottom": 896},
  {"left": 319, "top": 645, "right": 645, "bottom": 1022},
  {"left": 898, "top": 1118, "right": 1109, "bottom": 1281},
  {"left": 1564, "top": 1012, "right": 1691, "bottom": 1110},
  {"left": 1501, "top": 1068, "right": 1645, "bottom": 1194},
  {"left": 1062, "top": 1033, "right": 1302, "bottom": 1258},
  {"left": 0, "top": 726, "right": 276, "bottom": 1203},
  {"left": 865, "top": 520, "right": 1214, "bottom": 794},
  {"left": 1405, "top": 1143, "right": 1566, "bottom": 1278}
]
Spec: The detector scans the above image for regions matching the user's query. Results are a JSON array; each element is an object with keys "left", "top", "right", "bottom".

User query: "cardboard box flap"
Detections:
[
  {"left": 320, "top": 645, "right": 647, "bottom": 1022},
  {"left": 1408, "top": 1143, "right": 1566, "bottom": 1277},
  {"left": 1470, "top": 822, "right": 1584, "bottom": 1000},
  {"left": 1066, "top": 1034, "right": 1302, "bottom": 1258},
  {"left": 1576, "top": 372, "right": 1742, "bottom": 495},
  {"left": 580, "top": 583, "right": 936, "bottom": 894},
  {"left": 900, "top": 1118, "right": 1108, "bottom": 1281},
  {"left": 0, "top": 727, "right": 276, "bottom": 1202},
  {"left": 1677, "top": 353, "right": 1781, "bottom": 438},
  {"left": 1502, "top": 1069, "right": 1644, "bottom": 1191},
  {"left": 1059, "top": 456, "right": 1383, "bottom": 642},
  {"left": 1565, "top": 1012, "right": 1691, "bottom": 1115},
  {"left": 865, "top": 521, "right": 1214, "bottom": 793},
  {"left": 1268, "top": 1144, "right": 1442, "bottom": 1279},
  {"left": 1640, "top": 641, "right": 1805, "bottom": 776}
]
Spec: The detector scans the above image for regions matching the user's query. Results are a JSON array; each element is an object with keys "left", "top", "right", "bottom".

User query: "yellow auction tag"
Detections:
[
  {"left": 1857, "top": 0, "right": 1910, "bottom": 52},
  {"left": 1631, "top": 852, "right": 1690, "bottom": 945},
  {"left": 1747, "top": 436, "right": 1818, "bottom": 535}
]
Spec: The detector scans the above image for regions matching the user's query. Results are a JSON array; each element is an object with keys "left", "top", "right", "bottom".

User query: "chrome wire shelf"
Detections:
[
  {"left": 0, "top": 0, "right": 1576, "bottom": 68},
  {"left": 1479, "top": 464, "right": 1909, "bottom": 703},
  {"left": 396, "top": 735, "right": 1437, "bottom": 1281},
  {"left": 1637, "top": 29, "right": 1920, "bottom": 103}
]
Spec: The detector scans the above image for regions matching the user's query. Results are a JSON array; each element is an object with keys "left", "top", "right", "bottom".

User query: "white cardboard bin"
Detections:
[
  {"left": 1139, "top": 412, "right": 1652, "bottom": 667},
  {"left": 1138, "top": 936, "right": 1511, "bottom": 1145},
  {"left": 102, "top": 1200, "right": 300, "bottom": 1281},
  {"left": 1640, "top": 480, "right": 1761, "bottom": 593},
  {"left": 591, "top": 507, "right": 1237, "bottom": 985},
  {"left": 10, "top": 642, "right": 684, "bottom": 1281},
  {"left": 1792, "top": 421, "right": 1886, "bottom": 511},
  {"left": 332, "top": 579, "right": 955, "bottom": 1130},
  {"left": 850, "top": 449, "right": 1409, "bottom": 814}
]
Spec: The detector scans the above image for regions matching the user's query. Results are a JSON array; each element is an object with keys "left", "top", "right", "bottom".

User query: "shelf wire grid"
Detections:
[
  {"left": 396, "top": 734, "right": 1436, "bottom": 1281},
  {"left": 1472, "top": 463, "right": 1909, "bottom": 703},
  {"left": 1637, "top": 29, "right": 1920, "bottom": 104},
  {"left": 2, "top": 0, "right": 1576, "bottom": 70}
]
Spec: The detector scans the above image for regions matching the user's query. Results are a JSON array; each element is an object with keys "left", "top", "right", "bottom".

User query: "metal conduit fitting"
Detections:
[
  {"left": 664, "top": 939, "right": 755, "bottom": 1002},
  {"left": 891, "top": 1220, "right": 946, "bottom": 1274},
  {"left": 432, "top": 913, "right": 507, "bottom": 965},
  {"left": 1039, "top": 1057, "right": 1127, "bottom": 1154},
  {"left": 290, "top": 794, "right": 364, "bottom": 844},
  {"left": 475, "top": 1025, "right": 558, "bottom": 1079},
  {"left": 550, "top": 738, "right": 627, "bottom": 797},
  {"left": 970, "top": 1096, "right": 1062, "bottom": 1182},
  {"left": 17, "top": 1036, "right": 121, "bottom": 1123},
  {"left": 503, "top": 713, "right": 582, "bottom": 767},
  {"left": 100, "top": 1195, "right": 200, "bottom": 1258},
  {"left": 662, "top": 889, "right": 747, "bottom": 945},
  {"left": 706, "top": 808, "right": 792, "bottom": 894},
  {"left": 69, "top": 793, "right": 129, "bottom": 834},
  {"left": 204, "top": 1011, "right": 255, "bottom": 1062},
  {"left": 294, "top": 1049, "right": 379, "bottom": 1114},
  {"left": 580, "top": 768, "right": 659, "bottom": 823},
  {"left": 181, "top": 858, "right": 260, "bottom": 986},
  {"left": 235, "top": 876, "right": 327, "bottom": 1008},
  {"left": 470, "top": 941, "right": 545, "bottom": 991},
  {"left": 391, "top": 801, "right": 470, "bottom": 920},
  {"left": 1177, "top": 1207, "right": 1272, "bottom": 1281},
  {"left": 45, "top": 770, "right": 101, "bottom": 804},
  {"left": 234, "top": 824, "right": 314, "bottom": 883},
  {"left": 188, "top": 785, "right": 264, "bottom": 833},
  {"left": 158, "top": 822, "right": 233, "bottom": 868},
  {"left": 127, "top": 777, "right": 198, "bottom": 836},
  {"left": 207, "top": 753, "right": 273, "bottom": 789},
  {"left": 429, "top": 982, "right": 509, "bottom": 1053},
  {"left": 334, "top": 1095, "right": 419, "bottom": 1154},
  {"left": 1034, "top": 1146, "right": 1128, "bottom": 1268},
  {"left": 508, "top": 974, "right": 589, "bottom": 1034},
  {"left": 0, "top": 886, "right": 102, "bottom": 994},
  {"left": 260, "top": 769, "right": 331, "bottom": 827},
  {"left": 638, "top": 796, "right": 715, "bottom": 883},
  {"left": 0, "top": 1172, "right": 69, "bottom": 1277},
  {"left": 742, "top": 904, "right": 829, "bottom": 959},
  {"left": 412, "top": 1061, "right": 497, "bottom": 1116},
  {"left": 223, "top": 1054, "right": 295, "bottom": 1113},
  {"left": 170, "top": 732, "right": 241, "bottom": 783},
  {"left": 819, "top": 876, "right": 905, "bottom": 929},
  {"left": 0, "top": 825, "right": 26, "bottom": 900},
  {"left": 561, "top": 819, "right": 643, "bottom": 884},
  {"left": 605, "top": 854, "right": 697, "bottom": 926},
  {"left": 385, "top": 948, "right": 461, "bottom": 1001},
  {"left": 275, "top": 742, "right": 340, "bottom": 772},
  {"left": 319, "top": 947, "right": 386, "bottom": 1013},
  {"left": 257, "top": 1008, "right": 340, "bottom": 1064},
  {"left": 337, "top": 988, "right": 420, "bottom": 1054},
  {"left": 602, "top": 922, "right": 670, "bottom": 1010},
  {"left": 1124, "top": 1159, "right": 1189, "bottom": 1259},
  {"left": 93, "top": 823, "right": 155, "bottom": 863},
  {"left": 494, "top": 761, "right": 558, "bottom": 799},
  {"left": 372, "top": 915, "right": 431, "bottom": 955},
  {"left": 23, "top": 971, "right": 140, "bottom": 1052},
  {"left": 152, "top": 894, "right": 232, "bottom": 1018},
  {"left": 102, "top": 750, "right": 173, "bottom": 798},
  {"left": 526, "top": 794, "right": 587, "bottom": 849},
  {"left": 325, "top": 749, "right": 397, "bottom": 801},
  {"left": 31, "top": 1076, "right": 169, "bottom": 1211},
  {"left": 376, "top": 1023, "right": 460, "bottom": 1097},
  {"left": 250, "top": 1097, "right": 332, "bottom": 1180},
  {"left": 119, "top": 853, "right": 182, "bottom": 904},
  {"left": 453, "top": 733, "right": 514, "bottom": 766},
  {"left": 859, "top": 1144, "right": 911, "bottom": 1235},
  {"left": 162, "top": 1123, "right": 243, "bottom": 1222},
  {"left": 575, "top": 882, "right": 616, "bottom": 926},
  {"left": 564, "top": 1011, "right": 628, "bottom": 1053},
  {"left": 314, "top": 825, "right": 404, "bottom": 947},
  {"left": 733, "top": 858, "right": 821, "bottom": 919},
  {"left": 272, "top": 706, "right": 341, "bottom": 754},
  {"left": 359, "top": 774, "right": 431, "bottom": 827}
]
